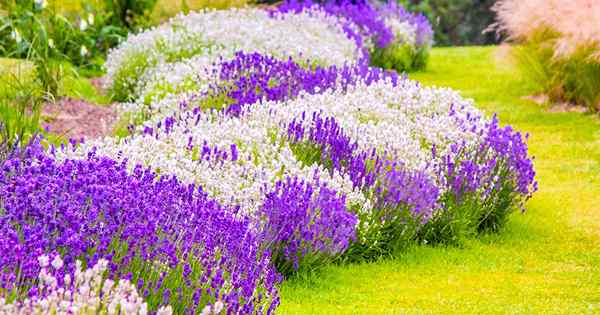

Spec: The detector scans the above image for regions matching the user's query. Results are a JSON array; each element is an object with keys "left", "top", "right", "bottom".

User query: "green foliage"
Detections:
[
  {"left": 0, "top": 70, "right": 43, "bottom": 160},
  {"left": 111, "top": 50, "right": 151, "bottom": 101},
  {"left": 398, "top": 0, "right": 500, "bottom": 46},
  {"left": 346, "top": 202, "right": 423, "bottom": 261},
  {"left": 0, "top": 0, "right": 127, "bottom": 73},
  {"left": 512, "top": 29, "right": 600, "bottom": 111},
  {"left": 370, "top": 43, "right": 429, "bottom": 72},
  {"left": 104, "top": 0, "right": 158, "bottom": 32}
]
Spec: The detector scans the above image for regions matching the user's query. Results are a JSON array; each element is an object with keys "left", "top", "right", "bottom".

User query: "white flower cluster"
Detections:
[
  {"left": 0, "top": 256, "right": 172, "bottom": 315},
  {"left": 385, "top": 18, "right": 417, "bottom": 47},
  {"left": 104, "top": 7, "right": 360, "bottom": 99}
]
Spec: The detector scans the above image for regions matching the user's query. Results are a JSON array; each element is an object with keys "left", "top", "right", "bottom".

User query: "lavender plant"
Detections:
[
  {"left": 0, "top": 139, "right": 280, "bottom": 314},
  {"left": 210, "top": 51, "right": 398, "bottom": 116},
  {"left": 422, "top": 115, "right": 538, "bottom": 244},
  {"left": 287, "top": 113, "right": 439, "bottom": 259},
  {"left": 258, "top": 177, "right": 357, "bottom": 275},
  {"left": 275, "top": 0, "right": 434, "bottom": 71}
]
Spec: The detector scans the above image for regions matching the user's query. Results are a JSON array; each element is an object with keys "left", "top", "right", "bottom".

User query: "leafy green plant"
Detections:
[
  {"left": 0, "top": 71, "right": 43, "bottom": 161},
  {"left": 104, "top": 0, "right": 158, "bottom": 32},
  {"left": 0, "top": 0, "right": 67, "bottom": 98},
  {"left": 1, "top": 0, "right": 127, "bottom": 74},
  {"left": 398, "top": 0, "right": 500, "bottom": 46},
  {"left": 370, "top": 43, "right": 429, "bottom": 72}
]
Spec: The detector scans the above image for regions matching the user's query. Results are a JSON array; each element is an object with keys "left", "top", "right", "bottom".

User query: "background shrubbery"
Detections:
[
  {"left": 492, "top": 0, "right": 600, "bottom": 112},
  {"left": 398, "top": 0, "right": 499, "bottom": 46}
]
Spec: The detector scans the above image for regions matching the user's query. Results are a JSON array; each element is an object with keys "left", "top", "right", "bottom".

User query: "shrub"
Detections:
[
  {"left": 104, "top": 7, "right": 359, "bottom": 101},
  {"left": 492, "top": 0, "right": 600, "bottom": 111},
  {"left": 399, "top": 0, "right": 500, "bottom": 46},
  {"left": 0, "top": 140, "right": 280, "bottom": 314},
  {"left": 258, "top": 177, "right": 357, "bottom": 275},
  {"left": 0, "top": 256, "right": 173, "bottom": 314},
  {"left": 276, "top": 0, "right": 434, "bottom": 72},
  {"left": 0, "top": 0, "right": 127, "bottom": 73}
]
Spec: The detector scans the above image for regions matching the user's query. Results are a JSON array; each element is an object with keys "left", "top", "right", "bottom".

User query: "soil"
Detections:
[
  {"left": 522, "top": 93, "right": 589, "bottom": 113},
  {"left": 42, "top": 97, "right": 118, "bottom": 140}
]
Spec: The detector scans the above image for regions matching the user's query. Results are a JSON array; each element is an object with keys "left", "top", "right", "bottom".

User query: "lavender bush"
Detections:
[
  {"left": 210, "top": 51, "right": 398, "bottom": 115},
  {"left": 0, "top": 139, "right": 280, "bottom": 314},
  {"left": 421, "top": 115, "right": 538, "bottom": 244},
  {"left": 258, "top": 177, "right": 357, "bottom": 275},
  {"left": 276, "top": 0, "right": 434, "bottom": 71},
  {"left": 287, "top": 113, "right": 439, "bottom": 259}
]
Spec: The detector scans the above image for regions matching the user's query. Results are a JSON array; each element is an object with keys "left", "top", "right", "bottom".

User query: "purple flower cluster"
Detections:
[
  {"left": 376, "top": 1, "right": 433, "bottom": 47},
  {"left": 0, "top": 140, "right": 279, "bottom": 313},
  {"left": 286, "top": 112, "right": 441, "bottom": 257},
  {"left": 287, "top": 112, "right": 439, "bottom": 221},
  {"left": 431, "top": 115, "right": 538, "bottom": 232},
  {"left": 287, "top": 112, "right": 379, "bottom": 189},
  {"left": 275, "top": 0, "right": 433, "bottom": 50},
  {"left": 376, "top": 162, "right": 440, "bottom": 221},
  {"left": 435, "top": 115, "right": 537, "bottom": 204},
  {"left": 258, "top": 176, "right": 357, "bottom": 275},
  {"left": 276, "top": 0, "right": 393, "bottom": 49},
  {"left": 212, "top": 51, "right": 398, "bottom": 116}
]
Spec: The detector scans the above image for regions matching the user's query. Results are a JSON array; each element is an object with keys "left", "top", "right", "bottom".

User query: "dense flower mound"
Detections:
[
  {"left": 258, "top": 176, "right": 357, "bottom": 275},
  {"left": 106, "top": 7, "right": 361, "bottom": 101},
  {"left": 0, "top": 141, "right": 280, "bottom": 314},
  {"left": 62, "top": 75, "right": 536, "bottom": 257},
  {"left": 276, "top": 0, "right": 433, "bottom": 71},
  {"left": 1, "top": 257, "right": 173, "bottom": 314}
]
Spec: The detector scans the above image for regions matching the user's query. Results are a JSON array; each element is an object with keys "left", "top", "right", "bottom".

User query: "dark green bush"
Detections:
[
  {"left": 398, "top": 0, "right": 500, "bottom": 46},
  {"left": 370, "top": 43, "right": 429, "bottom": 72}
]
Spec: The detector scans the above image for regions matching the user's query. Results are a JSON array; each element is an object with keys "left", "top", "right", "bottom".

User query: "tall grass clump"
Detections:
[{"left": 492, "top": 0, "right": 600, "bottom": 111}]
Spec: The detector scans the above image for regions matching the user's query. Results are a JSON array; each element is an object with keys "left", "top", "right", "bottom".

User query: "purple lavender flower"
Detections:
[
  {"left": 433, "top": 115, "right": 537, "bottom": 232},
  {"left": 0, "top": 139, "right": 280, "bottom": 313},
  {"left": 276, "top": 0, "right": 393, "bottom": 51},
  {"left": 210, "top": 51, "right": 398, "bottom": 116},
  {"left": 258, "top": 176, "right": 357, "bottom": 275},
  {"left": 375, "top": 1, "right": 434, "bottom": 47}
]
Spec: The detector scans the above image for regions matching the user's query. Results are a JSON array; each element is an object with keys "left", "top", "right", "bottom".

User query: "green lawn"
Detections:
[{"left": 279, "top": 46, "right": 600, "bottom": 314}]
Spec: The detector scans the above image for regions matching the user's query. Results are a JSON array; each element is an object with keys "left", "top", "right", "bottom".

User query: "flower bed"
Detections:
[{"left": 1, "top": 4, "right": 536, "bottom": 314}]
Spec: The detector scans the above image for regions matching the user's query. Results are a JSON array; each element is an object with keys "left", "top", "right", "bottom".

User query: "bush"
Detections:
[
  {"left": 0, "top": 141, "right": 280, "bottom": 313},
  {"left": 492, "top": 0, "right": 600, "bottom": 111},
  {"left": 370, "top": 43, "right": 429, "bottom": 72},
  {"left": 0, "top": 0, "right": 128, "bottom": 73},
  {"left": 399, "top": 0, "right": 500, "bottom": 46},
  {"left": 275, "top": 0, "right": 433, "bottom": 72}
]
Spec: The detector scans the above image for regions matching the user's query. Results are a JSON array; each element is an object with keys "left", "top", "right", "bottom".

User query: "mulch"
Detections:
[{"left": 42, "top": 97, "right": 118, "bottom": 140}]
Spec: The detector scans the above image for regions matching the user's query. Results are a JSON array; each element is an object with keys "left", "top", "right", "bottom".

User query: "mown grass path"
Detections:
[{"left": 279, "top": 46, "right": 600, "bottom": 314}]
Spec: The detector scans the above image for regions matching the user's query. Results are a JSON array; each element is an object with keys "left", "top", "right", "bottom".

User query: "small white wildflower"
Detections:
[
  {"left": 87, "top": 13, "right": 95, "bottom": 25},
  {"left": 48, "top": 38, "right": 55, "bottom": 48},
  {"left": 35, "top": 0, "right": 47, "bottom": 9},
  {"left": 200, "top": 305, "right": 212, "bottom": 315},
  {"left": 38, "top": 255, "right": 50, "bottom": 268},
  {"left": 80, "top": 45, "right": 89, "bottom": 57},
  {"left": 11, "top": 29, "right": 22, "bottom": 43},
  {"left": 213, "top": 301, "right": 224, "bottom": 313},
  {"left": 80, "top": 19, "right": 88, "bottom": 31},
  {"left": 51, "top": 255, "right": 64, "bottom": 270},
  {"left": 157, "top": 305, "right": 173, "bottom": 315}
]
